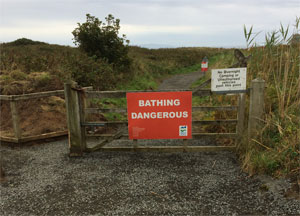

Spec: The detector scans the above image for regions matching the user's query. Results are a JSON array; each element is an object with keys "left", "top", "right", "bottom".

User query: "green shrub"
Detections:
[{"left": 72, "top": 14, "right": 131, "bottom": 68}]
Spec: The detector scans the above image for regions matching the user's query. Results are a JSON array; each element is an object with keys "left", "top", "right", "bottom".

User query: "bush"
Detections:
[
  {"left": 64, "top": 53, "right": 117, "bottom": 90},
  {"left": 72, "top": 14, "right": 131, "bottom": 68}
]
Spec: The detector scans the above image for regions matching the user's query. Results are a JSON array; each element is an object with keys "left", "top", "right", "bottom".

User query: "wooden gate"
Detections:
[{"left": 64, "top": 80, "right": 263, "bottom": 157}]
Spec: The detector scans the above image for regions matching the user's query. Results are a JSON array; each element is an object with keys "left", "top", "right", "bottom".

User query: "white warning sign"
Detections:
[{"left": 211, "top": 68, "right": 246, "bottom": 92}]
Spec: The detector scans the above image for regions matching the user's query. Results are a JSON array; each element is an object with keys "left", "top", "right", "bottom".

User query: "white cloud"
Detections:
[
  {"left": 0, "top": 0, "right": 299, "bottom": 47},
  {"left": 122, "top": 24, "right": 201, "bottom": 34},
  {"left": 121, "top": 23, "right": 242, "bottom": 36}
]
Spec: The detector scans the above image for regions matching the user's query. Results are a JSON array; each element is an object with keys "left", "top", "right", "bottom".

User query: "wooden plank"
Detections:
[
  {"left": 248, "top": 79, "right": 265, "bottom": 138},
  {"left": 86, "top": 133, "right": 128, "bottom": 138},
  {"left": 86, "top": 89, "right": 188, "bottom": 99},
  {"left": 192, "top": 106, "right": 238, "bottom": 111},
  {"left": 87, "top": 133, "right": 237, "bottom": 138},
  {"left": 82, "top": 120, "right": 237, "bottom": 127},
  {"left": 92, "top": 146, "right": 235, "bottom": 153},
  {"left": 133, "top": 139, "right": 138, "bottom": 148},
  {"left": 0, "top": 136, "right": 18, "bottom": 143},
  {"left": 236, "top": 93, "right": 246, "bottom": 144},
  {"left": 192, "top": 79, "right": 211, "bottom": 93},
  {"left": 193, "top": 120, "right": 237, "bottom": 125},
  {"left": 81, "top": 122, "right": 106, "bottom": 127},
  {"left": 192, "top": 89, "right": 211, "bottom": 96},
  {"left": 12, "top": 90, "right": 65, "bottom": 100},
  {"left": 183, "top": 139, "right": 188, "bottom": 147},
  {"left": 0, "top": 86, "right": 92, "bottom": 101},
  {"left": 86, "top": 89, "right": 211, "bottom": 99},
  {"left": 86, "top": 106, "right": 237, "bottom": 114},
  {"left": 84, "top": 97, "right": 91, "bottom": 121},
  {"left": 82, "top": 121, "right": 127, "bottom": 127},
  {"left": 10, "top": 100, "right": 21, "bottom": 141},
  {"left": 212, "top": 90, "right": 248, "bottom": 95},
  {"left": 64, "top": 82, "right": 85, "bottom": 156},
  {"left": 85, "top": 108, "right": 127, "bottom": 114},
  {"left": 0, "top": 131, "right": 68, "bottom": 143},
  {"left": 19, "top": 131, "right": 68, "bottom": 142},
  {"left": 85, "top": 129, "right": 125, "bottom": 152},
  {"left": 193, "top": 133, "right": 237, "bottom": 138},
  {"left": 0, "top": 95, "right": 12, "bottom": 101},
  {"left": 86, "top": 90, "right": 126, "bottom": 99},
  {"left": 78, "top": 91, "right": 87, "bottom": 150}
]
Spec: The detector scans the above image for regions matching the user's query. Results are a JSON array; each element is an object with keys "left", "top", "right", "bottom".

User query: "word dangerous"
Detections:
[
  {"left": 132, "top": 99, "right": 188, "bottom": 119},
  {"left": 131, "top": 111, "right": 188, "bottom": 119}
]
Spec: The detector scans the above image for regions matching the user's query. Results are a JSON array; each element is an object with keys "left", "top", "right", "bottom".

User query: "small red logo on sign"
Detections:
[{"left": 127, "top": 91, "right": 192, "bottom": 139}]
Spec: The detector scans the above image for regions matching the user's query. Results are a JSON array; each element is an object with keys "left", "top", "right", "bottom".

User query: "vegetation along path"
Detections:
[{"left": 0, "top": 70, "right": 299, "bottom": 216}]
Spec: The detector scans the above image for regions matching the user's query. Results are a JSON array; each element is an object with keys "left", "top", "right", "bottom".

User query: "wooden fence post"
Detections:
[
  {"left": 236, "top": 93, "right": 246, "bottom": 144},
  {"left": 248, "top": 78, "right": 265, "bottom": 140},
  {"left": 10, "top": 100, "right": 21, "bottom": 142},
  {"left": 64, "top": 82, "right": 86, "bottom": 156},
  {"left": 78, "top": 90, "right": 87, "bottom": 150}
]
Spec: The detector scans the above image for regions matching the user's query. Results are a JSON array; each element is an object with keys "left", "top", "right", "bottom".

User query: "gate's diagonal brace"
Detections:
[
  {"left": 192, "top": 78, "right": 211, "bottom": 93},
  {"left": 85, "top": 128, "right": 125, "bottom": 153}
]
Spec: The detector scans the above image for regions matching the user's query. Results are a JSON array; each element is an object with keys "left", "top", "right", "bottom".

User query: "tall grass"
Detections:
[
  {"left": 0, "top": 40, "right": 222, "bottom": 94},
  {"left": 240, "top": 17, "right": 300, "bottom": 176}
]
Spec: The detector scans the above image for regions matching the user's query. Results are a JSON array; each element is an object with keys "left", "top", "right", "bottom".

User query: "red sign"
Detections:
[
  {"left": 201, "top": 62, "right": 208, "bottom": 72},
  {"left": 127, "top": 91, "right": 192, "bottom": 139}
]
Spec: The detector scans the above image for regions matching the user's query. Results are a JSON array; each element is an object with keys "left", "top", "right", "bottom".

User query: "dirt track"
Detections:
[
  {"left": 158, "top": 71, "right": 204, "bottom": 90},
  {"left": 1, "top": 72, "right": 299, "bottom": 215}
]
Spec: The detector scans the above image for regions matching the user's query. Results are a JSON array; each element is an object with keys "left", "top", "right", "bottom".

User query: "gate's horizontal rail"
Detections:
[
  {"left": 85, "top": 106, "right": 238, "bottom": 114},
  {"left": 85, "top": 89, "right": 211, "bottom": 99},
  {"left": 192, "top": 132, "right": 236, "bottom": 138},
  {"left": 81, "top": 120, "right": 237, "bottom": 127},
  {"left": 193, "top": 119, "right": 237, "bottom": 125},
  {"left": 192, "top": 106, "right": 238, "bottom": 111},
  {"left": 86, "top": 108, "right": 127, "bottom": 114},
  {"left": 86, "top": 132, "right": 237, "bottom": 138},
  {"left": 87, "top": 145, "right": 235, "bottom": 153}
]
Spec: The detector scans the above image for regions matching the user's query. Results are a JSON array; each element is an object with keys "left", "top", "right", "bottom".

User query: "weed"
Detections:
[
  {"left": 239, "top": 18, "right": 300, "bottom": 176},
  {"left": 10, "top": 70, "right": 28, "bottom": 80}
]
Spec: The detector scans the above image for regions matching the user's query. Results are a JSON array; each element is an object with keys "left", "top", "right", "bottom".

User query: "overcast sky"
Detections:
[{"left": 0, "top": 0, "right": 299, "bottom": 48}]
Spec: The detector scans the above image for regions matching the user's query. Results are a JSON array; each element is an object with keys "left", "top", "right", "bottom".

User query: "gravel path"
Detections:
[
  {"left": 158, "top": 71, "right": 203, "bottom": 90},
  {"left": 1, "top": 72, "right": 299, "bottom": 215},
  {"left": 1, "top": 140, "right": 299, "bottom": 215}
]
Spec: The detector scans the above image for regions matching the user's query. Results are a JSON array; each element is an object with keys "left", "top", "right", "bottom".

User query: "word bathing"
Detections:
[{"left": 139, "top": 99, "right": 180, "bottom": 107}]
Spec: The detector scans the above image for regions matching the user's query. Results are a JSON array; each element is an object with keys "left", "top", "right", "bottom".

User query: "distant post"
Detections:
[
  {"left": 248, "top": 78, "right": 265, "bottom": 140},
  {"left": 201, "top": 56, "right": 208, "bottom": 73}
]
